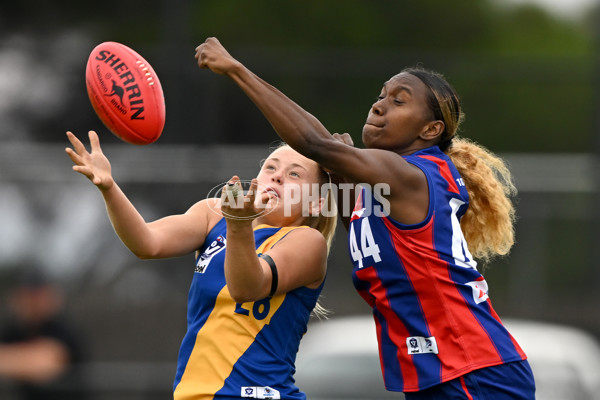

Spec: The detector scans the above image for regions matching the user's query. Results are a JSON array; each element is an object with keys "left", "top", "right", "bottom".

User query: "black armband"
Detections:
[{"left": 260, "top": 253, "right": 278, "bottom": 297}]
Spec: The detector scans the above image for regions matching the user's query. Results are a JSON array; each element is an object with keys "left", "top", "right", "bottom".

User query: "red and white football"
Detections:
[{"left": 85, "top": 41, "right": 165, "bottom": 145}]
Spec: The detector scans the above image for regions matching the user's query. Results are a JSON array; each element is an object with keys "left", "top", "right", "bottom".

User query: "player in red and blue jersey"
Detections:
[
  {"left": 349, "top": 147, "right": 529, "bottom": 394},
  {"left": 198, "top": 37, "right": 536, "bottom": 399}
]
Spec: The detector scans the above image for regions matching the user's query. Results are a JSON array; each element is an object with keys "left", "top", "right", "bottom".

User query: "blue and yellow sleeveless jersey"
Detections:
[
  {"left": 173, "top": 218, "right": 322, "bottom": 400},
  {"left": 349, "top": 145, "right": 527, "bottom": 392}
]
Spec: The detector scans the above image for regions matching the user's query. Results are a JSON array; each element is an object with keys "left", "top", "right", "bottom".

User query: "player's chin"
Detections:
[
  {"left": 362, "top": 127, "right": 379, "bottom": 149},
  {"left": 263, "top": 201, "right": 290, "bottom": 218},
  {"left": 265, "top": 199, "right": 280, "bottom": 212}
]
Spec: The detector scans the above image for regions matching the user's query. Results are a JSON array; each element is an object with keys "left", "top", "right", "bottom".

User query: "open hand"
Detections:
[{"left": 65, "top": 131, "right": 114, "bottom": 191}]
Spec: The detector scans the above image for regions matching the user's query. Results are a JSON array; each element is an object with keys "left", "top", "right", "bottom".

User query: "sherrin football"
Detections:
[{"left": 85, "top": 41, "right": 165, "bottom": 145}]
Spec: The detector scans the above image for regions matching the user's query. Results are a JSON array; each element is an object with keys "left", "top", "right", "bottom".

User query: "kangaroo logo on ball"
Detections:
[{"left": 105, "top": 79, "right": 126, "bottom": 107}]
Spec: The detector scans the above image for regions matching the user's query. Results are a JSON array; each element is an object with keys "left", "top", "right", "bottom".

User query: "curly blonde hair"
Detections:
[
  {"left": 404, "top": 67, "right": 517, "bottom": 263},
  {"left": 446, "top": 137, "right": 517, "bottom": 262}
]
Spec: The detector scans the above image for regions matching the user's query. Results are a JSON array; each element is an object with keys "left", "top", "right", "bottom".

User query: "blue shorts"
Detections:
[{"left": 405, "top": 360, "right": 536, "bottom": 400}]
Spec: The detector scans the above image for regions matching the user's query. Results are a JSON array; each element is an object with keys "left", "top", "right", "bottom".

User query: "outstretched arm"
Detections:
[
  {"left": 65, "top": 131, "right": 211, "bottom": 259},
  {"left": 195, "top": 40, "right": 331, "bottom": 157},
  {"left": 195, "top": 39, "right": 423, "bottom": 186},
  {"left": 195, "top": 38, "right": 430, "bottom": 225},
  {"left": 195, "top": 39, "right": 368, "bottom": 178}
]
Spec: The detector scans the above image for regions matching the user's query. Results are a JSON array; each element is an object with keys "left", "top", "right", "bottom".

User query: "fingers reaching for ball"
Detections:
[{"left": 65, "top": 131, "right": 114, "bottom": 191}]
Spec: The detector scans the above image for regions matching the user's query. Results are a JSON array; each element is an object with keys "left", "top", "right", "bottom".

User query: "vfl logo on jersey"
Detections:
[
  {"left": 465, "top": 277, "right": 489, "bottom": 304},
  {"left": 241, "top": 386, "right": 280, "bottom": 399},
  {"left": 407, "top": 336, "right": 438, "bottom": 355},
  {"left": 194, "top": 235, "right": 226, "bottom": 273}
]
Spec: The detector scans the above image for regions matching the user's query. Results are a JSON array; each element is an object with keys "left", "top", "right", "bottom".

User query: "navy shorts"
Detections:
[{"left": 405, "top": 360, "right": 536, "bottom": 400}]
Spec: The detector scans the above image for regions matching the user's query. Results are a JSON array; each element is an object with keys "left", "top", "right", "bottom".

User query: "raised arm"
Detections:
[
  {"left": 194, "top": 39, "right": 399, "bottom": 186},
  {"left": 195, "top": 40, "right": 329, "bottom": 154},
  {"left": 195, "top": 38, "right": 430, "bottom": 225},
  {"left": 65, "top": 131, "right": 212, "bottom": 259},
  {"left": 221, "top": 178, "right": 327, "bottom": 303}
]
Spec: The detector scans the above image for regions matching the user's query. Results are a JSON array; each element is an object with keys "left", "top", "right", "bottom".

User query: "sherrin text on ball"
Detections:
[{"left": 85, "top": 41, "right": 166, "bottom": 145}]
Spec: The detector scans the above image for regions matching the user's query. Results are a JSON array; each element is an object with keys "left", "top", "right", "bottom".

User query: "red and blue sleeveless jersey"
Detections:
[
  {"left": 349, "top": 145, "right": 526, "bottom": 392},
  {"left": 174, "top": 218, "right": 321, "bottom": 399}
]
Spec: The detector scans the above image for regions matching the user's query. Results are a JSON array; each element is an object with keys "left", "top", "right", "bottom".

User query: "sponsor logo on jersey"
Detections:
[
  {"left": 195, "top": 235, "right": 226, "bottom": 273},
  {"left": 465, "top": 277, "right": 489, "bottom": 304},
  {"left": 406, "top": 336, "right": 438, "bottom": 355},
  {"left": 241, "top": 386, "right": 280, "bottom": 399}
]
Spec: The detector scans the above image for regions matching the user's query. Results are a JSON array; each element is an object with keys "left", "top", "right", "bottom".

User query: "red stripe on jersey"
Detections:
[
  {"left": 356, "top": 287, "right": 376, "bottom": 308},
  {"left": 355, "top": 266, "right": 419, "bottom": 389},
  {"left": 460, "top": 376, "right": 475, "bottom": 400},
  {"left": 418, "top": 155, "right": 459, "bottom": 194},
  {"left": 382, "top": 217, "right": 504, "bottom": 382}
]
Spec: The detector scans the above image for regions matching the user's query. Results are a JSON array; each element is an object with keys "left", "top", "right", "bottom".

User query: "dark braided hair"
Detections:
[
  {"left": 400, "top": 67, "right": 516, "bottom": 263},
  {"left": 401, "top": 67, "right": 464, "bottom": 152}
]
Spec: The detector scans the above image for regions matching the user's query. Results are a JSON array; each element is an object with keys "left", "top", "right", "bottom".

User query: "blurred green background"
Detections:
[{"left": 0, "top": 0, "right": 599, "bottom": 398}]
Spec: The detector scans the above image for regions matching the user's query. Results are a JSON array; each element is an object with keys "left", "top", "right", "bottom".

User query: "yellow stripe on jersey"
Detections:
[
  {"left": 255, "top": 225, "right": 306, "bottom": 254},
  {"left": 173, "top": 225, "right": 304, "bottom": 400},
  {"left": 174, "top": 285, "right": 286, "bottom": 400}
]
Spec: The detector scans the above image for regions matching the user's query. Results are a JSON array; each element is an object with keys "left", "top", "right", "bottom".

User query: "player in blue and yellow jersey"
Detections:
[
  {"left": 196, "top": 38, "right": 536, "bottom": 399},
  {"left": 65, "top": 132, "right": 337, "bottom": 399}
]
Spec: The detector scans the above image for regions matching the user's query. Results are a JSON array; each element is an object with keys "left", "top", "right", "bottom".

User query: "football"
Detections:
[{"left": 85, "top": 42, "right": 165, "bottom": 145}]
